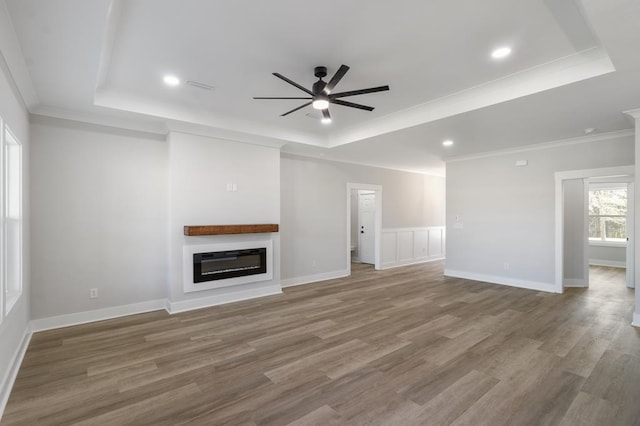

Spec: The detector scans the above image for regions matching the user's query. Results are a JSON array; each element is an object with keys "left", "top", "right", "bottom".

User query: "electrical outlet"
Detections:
[
  {"left": 503, "top": 262, "right": 510, "bottom": 271},
  {"left": 89, "top": 288, "right": 98, "bottom": 299}
]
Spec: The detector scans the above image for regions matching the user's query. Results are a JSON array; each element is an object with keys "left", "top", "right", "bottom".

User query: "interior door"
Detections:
[{"left": 358, "top": 192, "right": 376, "bottom": 264}]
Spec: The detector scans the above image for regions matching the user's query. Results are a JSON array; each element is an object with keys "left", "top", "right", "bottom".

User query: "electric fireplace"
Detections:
[
  {"left": 193, "top": 248, "right": 266, "bottom": 283},
  {"left": 183, "top": 240, "right": 273, "bottom": 293}
]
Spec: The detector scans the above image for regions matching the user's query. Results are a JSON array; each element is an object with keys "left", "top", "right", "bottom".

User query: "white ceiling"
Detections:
[{"left": 4, "top": 0, "right": 640, "bottom": 175}]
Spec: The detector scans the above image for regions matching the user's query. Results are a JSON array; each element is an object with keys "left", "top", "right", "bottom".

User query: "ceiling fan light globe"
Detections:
[{"left": 312, "top": 99, "right": 330, "bottom": 110}]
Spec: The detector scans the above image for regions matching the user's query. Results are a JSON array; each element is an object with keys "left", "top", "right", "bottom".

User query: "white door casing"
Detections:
[{"left": 627, "top": 182, "right": 635, "bottom": 288}]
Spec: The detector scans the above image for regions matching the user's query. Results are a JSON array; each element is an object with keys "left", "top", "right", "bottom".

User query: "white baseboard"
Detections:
[
  {"left": 381, "top": 256, "right": 444, "bottom": 270},
  {"left": 30, "top": 299, "right": 167, "bottom": 332},
  {"left": 166, "top": 285, "right": 282, "bottom": 314},
  {"left": 444, "top": 269, "right": 558, "bottom": 293},
  {"left": 589, "top": 259, "right": 626, "bottom": 268},
  {"left": 633, "top": 313, "right": 640, "bottom": 328},
  {"left": 0, "top": 325, "right": 32, "bottom": 420},
  {"left": 280, "top": 270, "right": 349, "bottom": 288},
  {"left": 564, "top": 278, "right": 588, "bottom": 287}
]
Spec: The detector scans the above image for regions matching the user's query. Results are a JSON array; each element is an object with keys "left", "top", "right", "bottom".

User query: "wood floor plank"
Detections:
[
  {"left": 559, "top": 391, "right": 619, "bottom": 426},
  {"left": 411, "top": 369, "right": 499, "bottom": 425},
  {"left": 1, "top": 263, "right": 637, "bottom": 425}
]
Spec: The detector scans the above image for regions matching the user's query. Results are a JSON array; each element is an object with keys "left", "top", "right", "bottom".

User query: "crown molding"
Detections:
[
  {"left": 30, "top": 105, "right": 169, "bottom": 138},
  {"left": 446, "top": 129, "right": 634, "bottom": 163},
  {"left": 623, "top": 108, "right": 640, "bottom": 120},
  {"left": 280, "top": 151, "right": 445, "bottom": 177},
  {"left": 166, "top": 122, "right": 289, "bottom": 150}
]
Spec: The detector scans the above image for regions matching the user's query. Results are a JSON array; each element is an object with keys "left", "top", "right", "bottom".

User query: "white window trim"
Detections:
[
  {"left": 2, "top": 124, "right": 23, "bottom": 317},
  {"left": 588, "top": 239, "right": 627, "bottom": 248}
]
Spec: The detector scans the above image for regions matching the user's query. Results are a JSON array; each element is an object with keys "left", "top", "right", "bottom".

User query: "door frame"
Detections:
[
  {"left": 555, "top": 165, "right": 634, "bottom": 293},
  {"left": 585, "top": 178, "right": 635, "bottom": 288},
  {"left": 346, "top": 183, "right": 382, "bottom": 274}
]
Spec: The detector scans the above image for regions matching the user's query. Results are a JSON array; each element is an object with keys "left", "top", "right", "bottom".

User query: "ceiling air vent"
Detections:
[{"left": 186, "top": 80, "right": 215, "bottom": 91}]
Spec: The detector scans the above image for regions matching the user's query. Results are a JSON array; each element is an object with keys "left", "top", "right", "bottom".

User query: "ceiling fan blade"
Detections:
[
  {"left": 331, "top": 99, "right": 374, "bottom": 111},
  {"left": 330, "top": 85, "right": 390, "bottom": 99},
  {"left": 273, "top": 73, "right": 313, "bottom": 95},
  {"left": 324, "top": 65, "right": 350, "bottom": 94},
  {"left": 253, "top": 97, "right": 312, "bottom": 100},
  {"left": 281, "top": 101, "right": 312, "bottom": 116},
  {"left": 322, "top": 109, "right": 331, "bottom": 120}
]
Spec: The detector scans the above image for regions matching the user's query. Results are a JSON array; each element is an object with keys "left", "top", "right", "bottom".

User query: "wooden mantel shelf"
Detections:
[{"left": 184, "top": 224, "right": 279, "bottom": 236}]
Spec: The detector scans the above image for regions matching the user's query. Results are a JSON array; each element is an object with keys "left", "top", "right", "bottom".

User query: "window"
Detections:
[
  {"left": 588, "top": 186, "right": 627, "bottom": 244},
  {"left": 1, "top": 124, "right": 23, "bottom": 316}
]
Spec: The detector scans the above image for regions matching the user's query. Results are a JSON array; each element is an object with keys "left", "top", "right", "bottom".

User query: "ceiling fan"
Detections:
[{"left": 253, "top": 65, "right": 389, "bottom": 123}]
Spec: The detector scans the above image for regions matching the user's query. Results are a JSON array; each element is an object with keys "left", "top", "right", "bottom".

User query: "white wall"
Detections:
[
  {"left": 0, "top": 46, "right": 30, "bottom": 413},
  {"left": 29, "top": 116, "right": 168, "bottom": 319},
  {"left": 168, "top": 132, "right": 281, "bottom": 309},
  {"left": 563, "top": 179, "right": 586, "bottom": 284},
  {"left": 445, "top": 135, "right": 634, "bottom": 291},
  {"left": 280, "top": 154, "right": 445, "bottom": 281}
]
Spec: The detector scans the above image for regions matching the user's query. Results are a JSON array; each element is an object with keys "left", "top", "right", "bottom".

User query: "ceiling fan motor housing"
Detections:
[
  {"left": 314, "top": 66, "right": 327, "bottom": 78},
  {"left": 312, "top": 79, "right": 327, "bottom": 96}
]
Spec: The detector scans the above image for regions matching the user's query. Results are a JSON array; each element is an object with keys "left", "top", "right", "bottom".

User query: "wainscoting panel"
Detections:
[
  {"left": 381, "top": 227, "right": 445, "bottom": 269},
  {"left": 398, "top": 231, "right": 414, "bottom": 262},
  {"left": 381, "top": 232, "right": 398, "bottom": 266}
]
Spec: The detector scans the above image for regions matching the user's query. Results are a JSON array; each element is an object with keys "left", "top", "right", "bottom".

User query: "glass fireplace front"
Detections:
[{"left": 193, "top": 248, "right": 267, "bottom": 283}]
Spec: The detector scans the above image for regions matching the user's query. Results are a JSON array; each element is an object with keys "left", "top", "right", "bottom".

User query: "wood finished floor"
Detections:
[{"left": 2, "top": 262, "right": 639, "bottom": 425}]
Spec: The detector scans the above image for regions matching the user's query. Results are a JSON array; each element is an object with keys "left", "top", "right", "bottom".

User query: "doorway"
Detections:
[
  {"left": 587, "top": 179, "right": 634, "bottom": 289},
  {"left": 346, "top": 183, "right": 382, "bottom": 274},
  {"left": 555, "top": 165, "right": 635, "bottom": 292}
]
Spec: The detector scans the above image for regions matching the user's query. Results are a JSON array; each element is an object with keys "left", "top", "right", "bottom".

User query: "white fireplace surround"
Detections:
[{"left": 183, "top": 240, "right": 273, "bottom": 293}]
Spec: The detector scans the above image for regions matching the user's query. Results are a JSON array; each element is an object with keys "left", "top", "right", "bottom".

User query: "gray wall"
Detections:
[
  {"left": 589, "top": 245, "right": 626, "bottom": 266},
  {"left": 30, "top": 117, "right": 168, "bottom": 318},
  {"left": 445, "top": 135, "right": 634, "bottom": 287},
  {"left": 280, "top": 154, "right": 445, "bottom": 279},
  {"left": 563, "top": 179, "right": 586, "bottom": 282}
]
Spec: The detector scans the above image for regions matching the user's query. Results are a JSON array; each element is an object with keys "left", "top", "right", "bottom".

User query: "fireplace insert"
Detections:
[{"left": 193, "top": 248, "right": 267, "bottom": 283}]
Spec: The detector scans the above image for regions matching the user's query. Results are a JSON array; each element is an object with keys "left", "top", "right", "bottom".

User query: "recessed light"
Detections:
[
  {"left": 163, "top": 74, "right": 181, "bottom": 86},
  {"left": 442, "top": 140, "right": 454, "bottom": 147},
  {"left": 491, "top": 46, "right": 512, "bottom": 59},
  {"left": 584, "top": 127, "right": 596, "bottom": 134}
]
